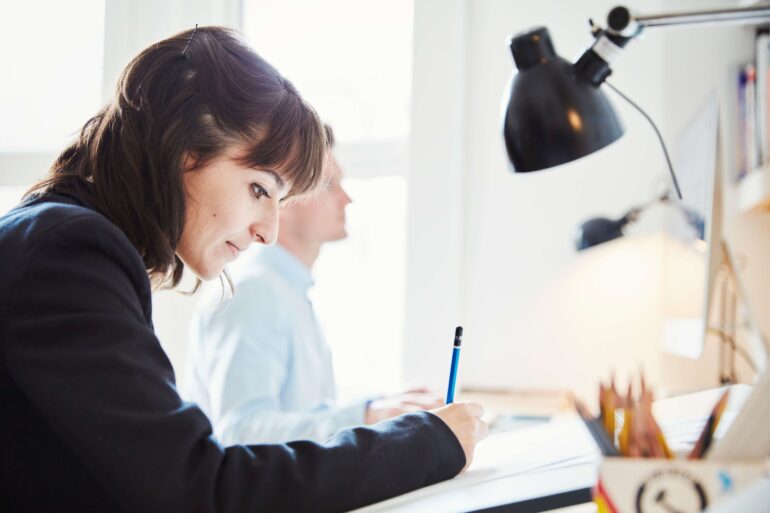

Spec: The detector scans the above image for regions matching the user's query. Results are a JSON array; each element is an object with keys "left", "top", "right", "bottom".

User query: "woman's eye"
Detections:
[{"left": 251, "top": 183, "right": 270, "bottom": 200}]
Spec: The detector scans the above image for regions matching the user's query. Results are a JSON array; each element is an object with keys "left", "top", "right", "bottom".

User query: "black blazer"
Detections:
[{"left": 0, "top": 192, "right": 464, "bottom": 513}]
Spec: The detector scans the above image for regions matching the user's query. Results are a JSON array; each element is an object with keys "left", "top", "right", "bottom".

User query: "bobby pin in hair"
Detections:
[{"left": 182, "top": 24, "right": 199, "bottom": 55}]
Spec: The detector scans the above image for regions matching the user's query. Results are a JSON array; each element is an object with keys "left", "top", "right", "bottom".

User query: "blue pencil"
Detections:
[{"left": 446, "top": 326, "right": 463, "bottom": 404}]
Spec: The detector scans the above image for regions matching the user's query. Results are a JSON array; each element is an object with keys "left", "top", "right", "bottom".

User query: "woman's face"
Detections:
[{"left": 177, "top": 146, "right": 291, "bottom": 280}]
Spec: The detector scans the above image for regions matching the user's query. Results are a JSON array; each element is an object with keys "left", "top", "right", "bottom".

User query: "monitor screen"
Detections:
[{"left": 660, "top": 93, "right": 720, "bottom": 359}]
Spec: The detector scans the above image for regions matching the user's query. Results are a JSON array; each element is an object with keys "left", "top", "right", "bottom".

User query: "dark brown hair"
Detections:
[{"left": 26, "top": 26, "right": 326, "bottom": 288}]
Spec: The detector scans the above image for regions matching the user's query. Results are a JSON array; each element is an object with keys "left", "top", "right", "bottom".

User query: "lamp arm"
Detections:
[
  {"left": 603, "top": 81, "right": 683, "bottom": 199},
  {"left": 576, "top": 5, "right": 770, "bottom": 88},
  {"left": 631, "top": 5, "right": 770, "bottom": 30}
]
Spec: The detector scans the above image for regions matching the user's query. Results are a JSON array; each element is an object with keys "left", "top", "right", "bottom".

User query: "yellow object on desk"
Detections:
[{"left": 583, "top": 382, "right": 769, "bottom": 513}]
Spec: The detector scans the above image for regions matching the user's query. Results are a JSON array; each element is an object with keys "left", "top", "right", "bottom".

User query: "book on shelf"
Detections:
[
  {"left": 737, "top": 29, "right": 770, "bottom": 182},
  {"left": 755, "top": 30, "right": 769, "bottom": 165}
]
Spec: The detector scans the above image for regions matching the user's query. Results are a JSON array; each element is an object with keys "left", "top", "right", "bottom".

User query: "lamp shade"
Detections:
[
  {"left": 575, "top": 217, "right": 627, "bottom": 250},
  {"left": 502, "top": 27, "right": 624, "bottom": 172},
  {"left": 576, "top": 208, "right": 641, "bottom": 251}
]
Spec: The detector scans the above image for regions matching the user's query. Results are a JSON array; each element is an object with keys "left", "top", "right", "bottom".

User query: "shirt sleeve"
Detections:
[
  {"left": 219, "top": 396, "right": 370, "bottom": 445},
  {"left": 194, "top": 278, "right": 370, "bottom": 444},
  {"left": 4, "top": 214, "right": 465, "bottom": 513}
]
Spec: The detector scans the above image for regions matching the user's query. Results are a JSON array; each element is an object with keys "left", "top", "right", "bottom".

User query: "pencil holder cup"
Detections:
[{"left": 593, "top": 457, "right": 769, "bottom": 513}]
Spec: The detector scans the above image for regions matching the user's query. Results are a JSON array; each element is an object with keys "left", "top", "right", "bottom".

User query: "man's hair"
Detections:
[
  {"left": 26, "top": 26, "right": 326, "bottom": 288},
  {"left": 324, "top": 124, "right": 335, "bottom": 148}
]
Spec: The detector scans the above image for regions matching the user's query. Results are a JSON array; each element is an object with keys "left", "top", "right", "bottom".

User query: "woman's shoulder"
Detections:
[
  {"left": 5, "top": 193, "right": 129, "bottom": 245},
  {"left": 0, "top": 193, "right": 146, "bottom": 280}
]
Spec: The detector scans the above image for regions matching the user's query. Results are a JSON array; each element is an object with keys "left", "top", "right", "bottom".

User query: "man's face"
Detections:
[{"left": 280, "top": 150, "right": 352, "bottom": 245}]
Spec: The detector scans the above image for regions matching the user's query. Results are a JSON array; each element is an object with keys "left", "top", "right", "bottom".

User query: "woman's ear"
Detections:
[{"left": 181, "top": 151, "right": 201, "bottom": 172}]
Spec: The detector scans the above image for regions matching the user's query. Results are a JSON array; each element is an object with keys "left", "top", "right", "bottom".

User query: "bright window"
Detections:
[
  {"left": 243, "top": 0, "right": 414, "bottom": 397},
  {"left": 1, "top": 1, "right": 105, "bottom": 153},
  {"left": 0, "top": 186, "right": 29, "bottom": 215},
  {"left": 243, "top": 0, "right": 413, "bottom": 144},
  {"left": 310, "top": 176, "right": 407, "bottom": 396}
]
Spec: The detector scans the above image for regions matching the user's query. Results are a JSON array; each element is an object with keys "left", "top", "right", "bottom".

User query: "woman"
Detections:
[{"left": 0, "top": 26, "right": 487, "bottom": 513}]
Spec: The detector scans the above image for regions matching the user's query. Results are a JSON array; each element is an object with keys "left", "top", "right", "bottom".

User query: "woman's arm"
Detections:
[{"left": 4, "top": 213, "right": 465, "bottom": 513}]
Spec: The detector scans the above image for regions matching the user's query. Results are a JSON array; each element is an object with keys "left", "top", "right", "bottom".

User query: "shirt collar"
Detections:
[{"left": 253, "top": 243, "right": 314, "bottom": 293}]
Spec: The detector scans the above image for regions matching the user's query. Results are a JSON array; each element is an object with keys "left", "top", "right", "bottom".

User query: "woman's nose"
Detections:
[{"left": 250, "top": 204, "right": 280, "bottom": 245}]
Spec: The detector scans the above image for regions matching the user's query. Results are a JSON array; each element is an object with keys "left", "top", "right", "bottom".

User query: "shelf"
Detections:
[
  {"left": 738, "top": 0, "right": 770, "bottom": 7},
  {"left": 739, "top": 163, "right": 770, "bottom": 212}
]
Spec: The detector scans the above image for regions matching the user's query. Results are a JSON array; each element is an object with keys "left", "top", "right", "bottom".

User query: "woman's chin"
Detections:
[
  {"left": 185, "top": 261, "right": 223, "bottom": 282},
  {"left": 176, "top": 252, "right": 225, "bottom": 282}
]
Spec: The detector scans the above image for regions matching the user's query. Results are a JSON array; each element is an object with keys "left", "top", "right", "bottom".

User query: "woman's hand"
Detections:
[{"left": 431, "top": 402, "right": 488, "bottom": 473}]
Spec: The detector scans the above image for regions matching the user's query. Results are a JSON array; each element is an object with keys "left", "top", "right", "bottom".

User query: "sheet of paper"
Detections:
[
  {"left": 351, "top": 385, "right": 754, "bottom": 513},
  {"left": 351, "top": 417, "right": 599, "bottom": 513},
  {"left": 709, "top": 371, "right": 770, "bottom": 460}
]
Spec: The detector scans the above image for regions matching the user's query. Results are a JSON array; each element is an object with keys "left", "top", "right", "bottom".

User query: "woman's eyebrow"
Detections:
[{"left": 255, "top": 169, "right": 285, "bottom": 190}]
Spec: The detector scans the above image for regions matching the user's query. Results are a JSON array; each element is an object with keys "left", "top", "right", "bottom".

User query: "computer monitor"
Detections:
[{"left": 660, "top": 92, "right": 721, "bottom": 360}]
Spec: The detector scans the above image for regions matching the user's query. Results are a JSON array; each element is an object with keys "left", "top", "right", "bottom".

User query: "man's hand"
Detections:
[{"left": 365, "top": 390, "right": 445, "bottom": 424}]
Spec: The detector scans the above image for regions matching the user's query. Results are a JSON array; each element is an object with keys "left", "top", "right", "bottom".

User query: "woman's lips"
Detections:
[{"left": 226, "top": 241, "right": 240, "bottom": 258}]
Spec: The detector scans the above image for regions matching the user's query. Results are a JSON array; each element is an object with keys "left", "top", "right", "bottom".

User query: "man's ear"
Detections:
[{"left": 279, "top": 202, "right": 295, "bottom": 223}]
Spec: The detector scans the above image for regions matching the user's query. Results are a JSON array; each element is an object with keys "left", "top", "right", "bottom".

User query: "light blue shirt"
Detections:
[{"left": 184, "top": 244, "right": 368, "bottom": 444}]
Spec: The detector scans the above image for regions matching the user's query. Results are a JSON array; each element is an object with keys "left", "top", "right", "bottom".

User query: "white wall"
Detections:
[
  {"left": 102, "top": 0, "right": 242, "bottom": 101},
  {"left": 404, "top": 0, "right": 468, "bottom": 390},
  {"left": 406, "top": 0, "right": 770, "bottom": 399}
]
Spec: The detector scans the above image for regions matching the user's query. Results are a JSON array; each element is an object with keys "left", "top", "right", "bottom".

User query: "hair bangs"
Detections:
[{"left": 237, "top": 92, "right": 325, "bottom": 199}]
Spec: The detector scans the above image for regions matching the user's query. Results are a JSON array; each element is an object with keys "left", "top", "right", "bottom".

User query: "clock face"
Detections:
[{"left": 635, "top": 469, "right": 708, "bottom": 513}]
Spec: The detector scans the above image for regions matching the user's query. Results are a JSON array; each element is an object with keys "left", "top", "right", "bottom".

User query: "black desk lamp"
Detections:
[
  {"left": 575, "top": 193, "right": 706, "bottom": 251},
  {"left": 502, "top": 4, "right": 770, "bottom": 197},
  {"left": 575, "top": 208, "right": 640, "bottom": 251},
  {"left": 502, "top": 26, "right": 623, "bottom": 174}
]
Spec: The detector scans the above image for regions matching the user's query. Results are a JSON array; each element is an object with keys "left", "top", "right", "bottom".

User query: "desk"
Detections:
[
  {"left": 351, "top": 385, "right": 751, "bottom": 513},
  {"left": 547, "top": 505, "right": 596, "bottom": 513}
]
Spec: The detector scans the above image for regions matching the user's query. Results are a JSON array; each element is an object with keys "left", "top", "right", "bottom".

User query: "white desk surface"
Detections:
[
  {"left": 549, "top": 505, "right": 596, "bottom": 513},
  {"left": 350, "top": 385, "right": 752, "bottom": 513}
]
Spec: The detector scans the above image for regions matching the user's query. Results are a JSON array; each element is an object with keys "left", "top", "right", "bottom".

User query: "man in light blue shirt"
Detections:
[{"left": 185, "top": 126, "right": 441, "bottom": 444}]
